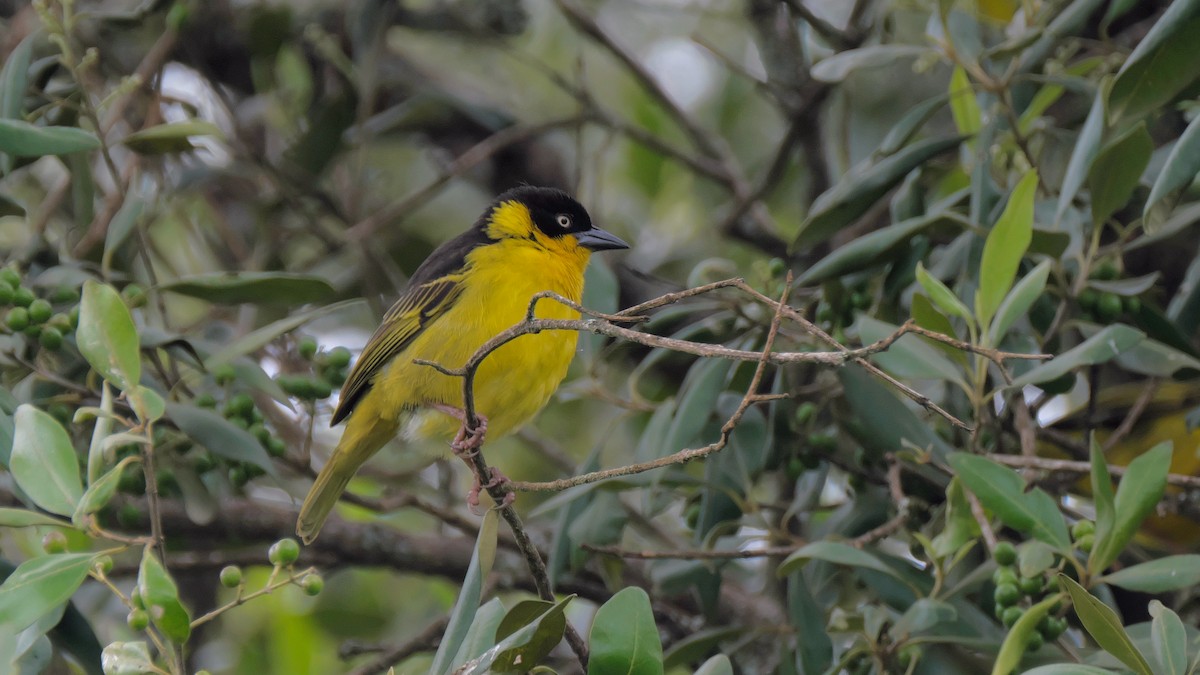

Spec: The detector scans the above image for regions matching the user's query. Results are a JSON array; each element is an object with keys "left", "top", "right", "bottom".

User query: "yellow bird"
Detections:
[{"left": 296, "top": 186, "right": 628, "bottom": 543}]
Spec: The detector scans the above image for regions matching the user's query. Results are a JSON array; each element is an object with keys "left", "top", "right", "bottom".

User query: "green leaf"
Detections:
[
  {"left": 1056, "top": 81, "right": 1107, "bottom": 225},
  {"left": 159, "top": 272, "right": 336, "bottom": 305},
  {"left": 430, "top": 509, "right": 498, "bottom": 675},
  {"left": 202, "top": 299, "right": 361, "bottom": 368},
  {"left": 1022, "top": 667, "right": 1123, "bottom": 675},
  {"left": 1087, "top": 122, "right": 1153, "bottom": 227},
  {"left": 10, "top": 405, "right": 83, "bottom": 517},
  {"left": 991, "top": 594, "right": 1061, "bottom": 675},
  {"left": 0, "top": 119, "right": 101, "bottom": 157},
  {"left": 1089, "top": 442, "right": 1172, "bottom": 575},
  {"left": 136, "top": 549, "right": 190, "bottom": 644},
  {"left": 695, "top": 655, "right": 733, "bottom": 675},
  {"left": 949, "top": 453, "right": 1070, "bottom": 549},
  {"left": 809, "top": 45, "right": 932, "bottom": 82},
  {"left": 1088, "top": 274, "right": 1161, "bottom": 296},
  {"left": 491, "top": 599, "right": 566, "bottom": 671},
  {"left": 130, "top": 386, "right": 165, "bottom": 425},
  {"left": 948, "top": 66, "right": 981, "bottom": 136},
  {"left": 164, "top": 403, "right": 277, "bottom": 476},
  {"left": 0, "top": 33, "right": 33, "bottom": 121},
  {"left": 777, "top": 541, "right": 907, "bottom": 583},
  {"left": 458, "top": 596, "right": 573, "bottom": 675},
  {"left": 1061, "top": 575, "right": 1153, "bottom": 675},
  {"left": 1006, "top": 324, "right": 1144, "bottom": 388},
  {"left": 120, "top": 120, "right": 222, "bottom": 154},
  {"left": 449, "top": 598, "right": 506, "bottom": 667},
  {"left": 0, "top": 508, "right": 72, "bottom": 528},
  {"left": 892, "top": 598, "right": 956, "bottom": 637},
  {"left": 1108, "top": 3, "right": 1200, "bottom": 124},
  {"left": 1090, "top": 436, "right": 1116, "bottom": 568},
  {"left": 0, "top": 554, "right": 93, "bottom": 633},
  {"left": 915, "top": 262, "right": 973, "bottom": 326},
  {"left": 977, "top": 171, "right": 1037, "bottom": 331},
  {"left": 1100, "top": 555, "right": 1200, "bottom": 592},
  {"left": 1148, "top": 600, "right": 1186, "bottom": 675},
  {"left": 661, "top": 357, "right": 732, "bottom": 456},
  {"left": 72, "top": 456, "right": 140, "bottom": 527},
  {"left": 1145, "top": 112, "right": 1200, "bottom": 220},
  {"left": 100, "top": 641, "right": 156, "bottom": 675},
  {"left": 929, "top": 478, "right": 980, "bottom": 558},
  {"left": 987, "top": 259, "right": 1051, "bottom": 345},
  {"left": 101, "top": 195, "right": 146, "bottom": 275},
  {"left": 662, "top": 627, "right": 745, "bottom": 670},
  {"left": 588, "top": 587, "right": 664, "bottom": 675},
  {"left": 77, "top": 281, "right": 141, "bottom": 393},
  {"left": 1018, "top": 541, "right": 1057, "bottom": 578},
  {"left": 879, "top": 94, "right": 949, "bottom": 155},
  {"left": 793, "top": 136, "right": 966, "bottom": 248},
  {"left": 798, "top": 212, "right": 953, "bottom": 285}
]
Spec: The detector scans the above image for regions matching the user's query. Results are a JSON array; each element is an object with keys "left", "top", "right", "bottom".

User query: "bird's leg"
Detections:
[
  {"left": 431, "top": 404, "right": 489, "bottom": 458},
  {"left": 466, "top": 467, "right": 516, "bottom": 514}
]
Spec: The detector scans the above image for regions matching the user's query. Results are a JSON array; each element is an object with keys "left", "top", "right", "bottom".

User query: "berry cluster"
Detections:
[
  {"left": 0, "top": 266, "right": 79, "bottom": 351},
  {"left": 991, "top": 541, "right": 1068, "bottom": 650},
  {"left": 275, "top": 336, "right": 350, "bottom": 402}
]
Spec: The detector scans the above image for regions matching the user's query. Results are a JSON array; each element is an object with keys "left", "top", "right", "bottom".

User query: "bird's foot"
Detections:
[
  {"left": 467, "top": 467, "right": 514, "bottom": 514},
  {"left": 432, "top": 404, "right": 489, "bottom": 458}
]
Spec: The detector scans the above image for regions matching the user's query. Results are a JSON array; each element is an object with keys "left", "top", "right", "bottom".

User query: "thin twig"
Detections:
[
  {"left": 987, "top": 454, "right": 1200, "bottom": 489},
  {"left": 343, "top": 615, "right": 451, "bottom": 675},
  {"left": 583, "top": 544, "right": 799, "bottom": 560},
  {"left": 1102, "top": 378, "right": 1159, "bottom": 453}
]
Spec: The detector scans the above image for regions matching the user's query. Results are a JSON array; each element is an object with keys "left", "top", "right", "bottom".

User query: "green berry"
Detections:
[
  {"left": 118, "top": 504, "right": 142, "bottom": 529},
  {"left": 808, "top": 433, "right": 837, "bottom": 453},
  {"left": 785, "top": 457, "right": 805, "bottom": 481},
  {"left": 324, "top": 367, "right": 347, "bottom": 387},
  {"left": 49, "top": 285, "right": 79, "bottom": 304},
  {"left": 228, "top": 466, "right": 248, "bottom": 486},
  {"left": 39, "top": 326, "right": 63, "bottom": 350},
  {"left": 1071, "top": 519, "right": 1095, "bottom": 540},
  {"left": 1092, "top": 260, "right": 1120, "bottom": 281},
  {"left": 130, "top": 588, "right": 145, "bottom": 610},
  {"left": 27, "top": 298, "right": 52, "bottom": 323},
  {"left": 300, "top": 573, "right": 323, "bottom": 596},
  {"left": 127, "top": 609, "right": 150, "bottom": 631},
  {"left": 1001, "top": 606, "right": 1024, "bottom": 627},
  {"left": 993, "top": 541, "right": 1017, "bottom": 566},
  {"left": 13, "top": 286, "right": 34, "bottom": 307},
  {"left": 224, "top": 393, "right": 254, "bottom": 420},
  {"left": 194, "top": 393, "right": 217, "bottom": 409},
  {"left": 1096, "top": 292, "right": 1123, "bottom": 322},
  {"left": 193, "top": 452, "right": 216, "bottom": 473},
  {"left": 325, "top": 346, "right": 351, "bottom": 369},
  {"left": 5, "top": 306, "right": 29, "bottom": 331},
  {"left": 122, "top": 283, "right": 147, "bottom": 308},
  {"left": 994, "top": 583, "right": 1021, "bottom": 607},
  {"left": 1019, "top": 575, "right": 1044, "bottom": 596},
  {"left": 267, "top": 437, "right": 287, "bottom": 457},
  {"left": 212, "top": 363, "right": 237, "bottom": 386},
  {"left": 992, "top": 566, "right": 1019, "bottom": 588},
  {"left": 268, "top": 538, "right": 301, "bottom": 566},
  {"left": 1041, "top": 616, "right": 1067, "bottom": 640},
  {"left": 897, "top": 644, "right": 921, "bottom": 668},
  {"left": 0, "top": 267, "right": 19, "bottom": 288},
  {"left": 0, "top": 284, "right": 12, "bottom": 305},
  {"left": 850, "top": 291, "right": 871, "bottom": 310},
  {"left": 42, "top": 530, "right": 68, "bottom": 554},
  {"left": 684, "top": 503, "right": 700, "bottom": 529},
  {"left": 219, "top": 565, "right": 243, "bottom": 588},
  {"left": 794, "top": 402, "right": 816, "bottom": 426},
  {"left": 298, "top": 336, "right": 318, "bottom": 360},
  {"left": 68, "top": 305, "right": 79, "bottom": 328},
  {"left": 47, "top": 403, "right": 72, "bottom": 425},
  {"left": 1077, "top": 288, "right": 1099, "bottom": 310},
  {"left": 1076, "top": 533, "right": 1094, "bottom": 553},
  {"left": 277, "top": 375, "right": 314, "bottom": 399},
  {"left": 310, "top": 377, "right": 332, "bottom": 399},
  {"left": 93, "top": 555, "right": 114, "bottom": 576},
  {"left": 23, "top": 324, "right": 40, "bottom": 339},
  {"left": 48, "top": 312, "right": 72, "bottom": 331},
  {"left": 249, "top": 423, "right": 271, "bottom": 445},
  {"left": 1027, "top": 630, "right": 1044, "bottom": 651},
  {"left": 1123, "top": 295, "right": 1142, "bottom": 313}
]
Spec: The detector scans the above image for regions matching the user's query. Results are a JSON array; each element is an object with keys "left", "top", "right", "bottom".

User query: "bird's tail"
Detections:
[{"left": 296, "top": 413, "right": 399, "bottom": 544}]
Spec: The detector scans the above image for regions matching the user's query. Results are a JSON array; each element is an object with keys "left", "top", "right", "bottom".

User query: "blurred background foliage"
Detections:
[{"left": 1, "top": 0, "right": 1200, "bottom": 673}]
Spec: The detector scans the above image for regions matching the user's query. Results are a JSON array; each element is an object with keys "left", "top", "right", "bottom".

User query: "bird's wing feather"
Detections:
[{"left": 330, "top": 225, "right": 492, "bottom": 425}]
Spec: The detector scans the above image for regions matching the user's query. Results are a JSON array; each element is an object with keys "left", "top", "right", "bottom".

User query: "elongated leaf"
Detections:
[
  {"left": 949, "top": 453, "right": 1070, "bottom": 549},
  {"left": 1007, "top": 324, "right": 1144, "bottom": 388},
  {"left": 1090, "top": 436, "right": 1116, "bottom": 567},
  {"left": 1109, "top": 4, "right": 1200, "bottom": 124},
  {"left": 72, "top": 456, "right": 140, "bottom": 526},
  {"left": 121, "top": 120, "right": 222, "bottom": 154},
  {"left": 777, "top": 541, "right": 905, "bottom": 582},
  {"left": 799, "top": 213, "right": 952, "bottom": 285},
  {"left": 991, "top": 594, "right": 1061, "bottom": 675},
  {"left": 0, "top": 554, "right": 93, "bottom": 633},
  {"left": 695, "top": 655, "right": 733, "bottom": 675},
  {"left": 794, "top": 136, "right": 966, "bottom": 248},
  {"left": 0, "top": 509, "right": 71, "bottom": 528},
  {"left": 100, "top": 641, "right": 156, "bottom": 675},
  {"left": 1089, "top": 442, "right": 1172, "bottom": 574},
  {"left": 449, "top": 598, "right": 506, "bottom": 667},
  {"left": 136, "top": 549, "right": 190, "bottom": 644},
  {"left": 879, "top": 94, "right": 949, "bottom": 155},
  {"left": 1022, "top": 666, "right": 1123, "bottom": 675},
  {"left": 1149, "top": 600, "right": 1186, "bottom": 675},
  {"left": 77, "top": 281, "right": 141, "bottom": 393},
  {"left": 160, "top": 272, "right": 335, "bottom": 305},
  {"left": 429, "top": 510, "right": 498, "bottom": 675},
  {"left": 588, "top": 587, "right": 663, "bottom": 675},
  {"left": 948, "top": 66, "right": 981, "bottom": 136},
  {"left": 1056, "top": 81, "right": 1107, "bottom": 225},
  {"left": 0, "top": 120, "right": 101, "bottom": 157},
  {"left": 165, "top": 403, "right": 276, "bottom": 475},
  {"left": 1100, "top": 555, "right": 1200, "bottom": 592},
  {"left": 0, "top": 33, "right": 33, "bottom": 121},
  {"left": 203, "top": 299, "right": 360, "bottom": 367},
  {"left": 915, "top": 262, "right": 973, "bottom": 325},
  {"left": 810, "top": 44, "right": 931, "bottom": 82},
  {"left": 1088, "top": 123, "right": 1152, "bottom": 226},
  {"left": 459, "top": 596, "right": 573, "bottom": 675},
  {"left": 1145, "top": 113, "right": 1200, "bottom": 220},
  {"left": 491, "top": 599, "right": 566, "bottom": 671},
  {"left": 1088, "top": 274, "right": 1161, "bottom": 296},
  {"left": 101, "top": 195, "right": 146, "bottom": 275},
  {"left": 987, "top": 259, "right": 1051, "bottom": 345},
  {"left": 10, "top": 405, "right": 82, "bottom": 517},
  {"left": 1061, "top": 576, "right": 1153, "bottom": 675},
  {"left": 977, "top": 171, "right": 1037, "bottom": 330}
]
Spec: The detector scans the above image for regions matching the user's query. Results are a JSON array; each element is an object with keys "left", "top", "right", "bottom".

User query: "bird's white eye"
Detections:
[{"left": 555, "top": 214, "right": 572, "bottom": 229}]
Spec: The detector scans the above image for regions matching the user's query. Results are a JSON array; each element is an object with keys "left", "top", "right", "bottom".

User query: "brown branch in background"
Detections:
[
  {"left": 1102, "top": 378, "right": 1159, "bottom": 453},
  {"left": 780, "top": 0, "right": 856, "bottom": 49},
  {"left": 987, "top": 454, "right": 1200, "bottom": 489},
  {"left": 967, "top": 491, "right": 998, "bottom": 553},
  {"left": 850, "top": 457, "right": 910, "bottom": 548},
  {"left": 584, "top": 543, "right": 800, "bottom": 560},
  {"left": 343, "top": 615, "right": 451, "bottom": 675}
]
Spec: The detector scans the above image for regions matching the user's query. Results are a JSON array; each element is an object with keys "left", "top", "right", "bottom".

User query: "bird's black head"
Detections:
[{"left": 490, "top": 186, "right": 628, "bottom": 251}]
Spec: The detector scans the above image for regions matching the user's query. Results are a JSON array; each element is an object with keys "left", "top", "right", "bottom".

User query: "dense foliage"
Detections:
[{"left": 1, "top": 0, "right": 1199, "bottom": 673}]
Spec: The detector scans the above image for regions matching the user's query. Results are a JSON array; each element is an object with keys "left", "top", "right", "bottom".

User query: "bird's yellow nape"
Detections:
[{"left": 485, "top": 199, "right": 538, "bottom": 240}]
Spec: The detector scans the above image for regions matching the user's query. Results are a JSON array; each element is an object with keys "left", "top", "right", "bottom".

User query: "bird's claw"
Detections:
[{"left": 467, "top": 467, "right": 514, "bottom": 514}]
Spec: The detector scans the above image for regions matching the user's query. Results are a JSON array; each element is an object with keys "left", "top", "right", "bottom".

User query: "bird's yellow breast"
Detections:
[{"left": 372, "top": 234, "right": 589, "bottom": 441}]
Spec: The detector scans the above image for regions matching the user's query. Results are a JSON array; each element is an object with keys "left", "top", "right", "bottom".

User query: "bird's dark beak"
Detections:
[{"left": 575, "top": 227, "right": 629, "bottom": 251}]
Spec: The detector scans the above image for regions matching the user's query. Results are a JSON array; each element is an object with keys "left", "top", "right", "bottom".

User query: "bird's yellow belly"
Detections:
[{"left": 377, "top": 243, "right": 585, "bottom": 442}]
